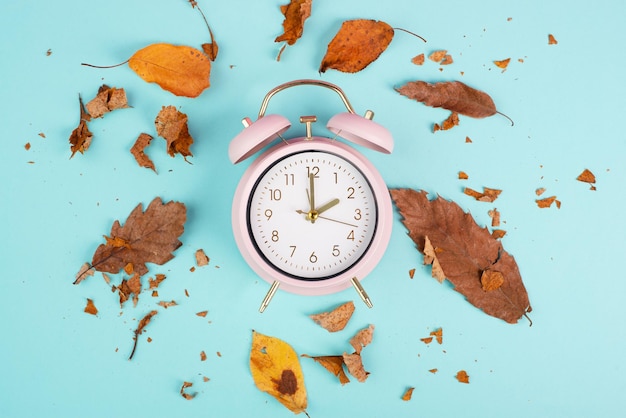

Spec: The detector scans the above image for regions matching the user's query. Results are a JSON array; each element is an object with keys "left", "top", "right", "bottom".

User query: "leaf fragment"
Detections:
[
  {"left": 195, "top": 249, "right": 210, "bottom": 267},
  {"left": 493, "top": 58, "right": 511, "bottom": 71},
  {"left": 576, "top": 168, "right": 596, "bottom": 184},
  {"left": 275, "top": 0, "right": 312, "bottom": 46},
  {"left": 74, "top": 262, "right": 94, "bottom": 285},
  {"left": 250, "top": 331, "right": 307, "bottom": 415},
  {"left": 536, "top": 196, "right": 559, "bottom": 208},
  {"left": 155, "top": 106, "right": 194, "bottom": 159},
  {"left": 428, "top": 50, "right": 447, "bottom": 63},
  {"left": 84, "top": 298, "right": 98, "bottom": 315},
  {"left": 319, "top": 19, "right": 394, "bottom": 73},
  {"left": 69, "top": 95, "right": 93, "bottom": 158},
  {"left": 411, "top": 53, "right": 425, "bottom": 65},
  {"left": 302, "top": 355, "right": 350, "bottom": 385},
  {"left": 456, "top": 370, "right": 470, "bottom": 384},
  {"left": 85, "top": 84, "right": 129, "bottom": 118},
  {"left": 180, "top": 381, "right": 197, "bottom": 400},
  {"left": 396, "top": 81, "right": 497, "bottom": 119},
  {"left": 130, "top": 133, "right": 156, "bottom": 172},
  {"left": 481, "top": 270, "right": 505, "bottom": 291},
  {"left": 349, "top": 324, "right": 374, "bottom": 354},
  {"left": 342, "top": 352, "right": 369, "bottom": 382},
  {"left": 401, "top": 387, "right": 415, "bottom": 401},
  {"left": 548, "top": 34, "right": 558, "bottom": 45},
  {"left": 91, "top": 197, "right": 186, "bottom": 277},
  {"left": 464, "top": 186, "right": 502, "bottom": 202},
  {"left": 128, "top": 43, "right": 211, "bottom": 97},
  {"left": 129, "top": 310, "right": 158, "bottom": 360},
  {"left": 309, "top": 301, "right": 355, "bottom": 332}
]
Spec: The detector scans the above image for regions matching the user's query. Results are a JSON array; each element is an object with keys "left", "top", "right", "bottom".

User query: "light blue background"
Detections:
[{"left": 1, "top": 0, "right": 625, "bottom": 417}]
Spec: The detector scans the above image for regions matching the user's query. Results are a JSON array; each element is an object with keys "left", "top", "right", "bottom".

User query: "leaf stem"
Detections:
[
  {"left": 81, "top": 60, "right": 129, "bottom": 69},
  {"left": 393, "top": 27, "right": 427, "bottom": 43},
  {"left": 496, "top": 110, "right": 515, "bottom": 126}
]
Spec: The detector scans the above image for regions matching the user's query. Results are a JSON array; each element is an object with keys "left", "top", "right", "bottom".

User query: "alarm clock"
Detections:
[{"left": 229, "top": 80, "right": 393, "bottom": 312}]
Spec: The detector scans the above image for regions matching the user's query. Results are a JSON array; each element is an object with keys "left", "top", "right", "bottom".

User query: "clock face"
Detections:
[{"left": 247, "top": 150, "right": 378, "bottom": 280}]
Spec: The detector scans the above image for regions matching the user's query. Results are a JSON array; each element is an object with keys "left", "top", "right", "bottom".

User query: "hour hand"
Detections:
[{"left": 315, "top": 198, "right": 340, "bottom": 215}]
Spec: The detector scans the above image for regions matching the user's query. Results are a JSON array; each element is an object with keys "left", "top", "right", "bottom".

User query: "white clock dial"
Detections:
[{"left": 247, "top": 150, "right": 377, "bottom": 280}]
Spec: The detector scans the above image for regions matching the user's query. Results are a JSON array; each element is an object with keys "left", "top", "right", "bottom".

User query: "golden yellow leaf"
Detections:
[
  {"left": 250, "top": 331, "right": 307, "bottom": 415},
  {"left": 128, "top": 43, "right": 211, "bottom": 98}
]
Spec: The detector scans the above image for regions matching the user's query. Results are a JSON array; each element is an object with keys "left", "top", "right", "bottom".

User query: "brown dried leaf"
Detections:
[
  {"left": 488, "top": 208, "right": 501, "bottom": 227},
  {"left": 309, "top": 301, "right": 355, "bottom": 332},
  {"left": 424, "top": 236, "right": 446, "bottom": 283},
  {"left": 69, "top": 95, "right": 93, "bottom": 158},
  {"left": 85, "top": 84, "right": 129, "bottom": 118},
  {"left": 148, "top": 274, "right": 166, "bottom": 289},
  {"left": 84, "top": 298, "right": 98, "bottom": 315},
  {"left": 548, "top": 34, "right": 558, "bottom": 45},
  {"left": 430, "top": 328, "right": 443, "bottom": 344},
  {"left": 129, "top": 310, "right": 158, "bottom": 360},
  {"left": 128, "top": 43, "right": 211, "bottom": 98},
  {"left": 390, "top": 189, "right": 531, "bottom": 324},
  {"left": 302, "top": 354, "right": 350, "bottom": 385},
  {"left": 319, "top": 19, "right": 394, "bottom": 73},
  {"left": 196, "top": 310, "right": 208, "bottom": 317},
  {"left": 155, "top": 106, "right": 194, "bottom": 159},
  {"left": 428, "top": 50, "right": 447, "bottom": 62},
  {"left": 576, "top": 168, "right": 596, "bottom": 184},
  {"left": 180, "top": 381, "right": 197, "bottom": 400},
  {"left": 349, "top": 324, "right": 374, "bottom": 354},
  {"left": 458, "top": 171, "right": 469, "bottom": 180},
  {"left": 401, "top": 387, "right": 415, "bottom": 401},
  {"left": 91, "top": 197, "right": 186, "bottom": 277},
  {"left": 411, "top": 53, "right": 425, "bottom": 65},
  {"left": 536, "top": 196, "right": 558, "bottom": 208},
  {"left": 396, "top": 81, "right": 497, "bottom": 119},
  {"left": 113, "top": 273, "right": 142, "bottom": 307},
  {"left": 493, "top": 58, "right": 511, "bottom": 71},
  {"left": 275, "top": 0, "right": 312, "bottom": 46},
  {"left": 195, "top": 249, "right": 210, "bottom": 267},
  {"left": 342, "top": 352, "right": 369, "bottom": 382},
  {"left": 74, "top": 262, "right": 94, "bottom": 285},
  {"left": 130, "top": 133, "right": 156, "bottom": 172},
  {"left": 464, "top": 186, "right": 502, "bottom": 202},
  {"left": 157, "top": 300, "right": 177, "bottom": 309},
  {"left": 456, "top": 370, "right": 470, "bottom": 384}
]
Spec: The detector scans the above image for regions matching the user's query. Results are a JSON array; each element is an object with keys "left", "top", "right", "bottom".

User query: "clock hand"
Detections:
[
  {"left": 309, "top": 173, "right": 315, "bottom": 214},
  {"left": 315, "top": 215, "right": 358, "bottom": 228},
  {"left": 315, "top": 198, "right": 340, "bottom": 215}
]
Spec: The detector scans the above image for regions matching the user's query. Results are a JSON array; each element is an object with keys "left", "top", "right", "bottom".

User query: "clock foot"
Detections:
[
  {"left": 259, "top": 280, "right": 280, "bottom": 313},
  {"left": 351, "top": 277, "right": 373, "bottom": 308}
]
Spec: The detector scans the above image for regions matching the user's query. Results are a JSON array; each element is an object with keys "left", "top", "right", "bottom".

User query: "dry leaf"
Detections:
[
  {"left": 548, "top": 34, "right": 558, "bottom": 45},
  {"left": 319, "top": 19, "right": 394, "bottom": 73},
  {"left": 180, "top": 381, "right": 197, "bottom": 400},
  {"left": 464, "top": 186, "right": 502, "bottom": 202},
  {"left": 441, "top": 54, "right": 453, "bottom": 65},
  {"left": 195, "top": 249, "right": 210, "bottom": 267},
  {"left": 129, "top": 310, "right": 158, "bottom": 360},
  {"left": 576, "top": 169, "right": 596, "bottom": 184},
  {"left": 148, "top": 274, "right": 166, "bottom": 289},
  {"left": 90, "top": 197, "right": 186, "bottom": 277},
  {"left": 428, "top": 50, "right": 447, "bottom": 62},
  {"left": 430, "top": 328, "right": 443, "bottom": 344},
  {"left": 429, "top": 368, "right": 438, "bottom": 374},
  {"left": 456, "top": 370, "right": 470, "bottom": 384},
  {"left": 302, "top": 354, "right": 350, "bottom": 385},
  {"left": 396, "top": 81, "right": 497, "bottom": 119},
  {"left": 536, "top": 196, "right": 560, "bottom": 209},
  {"left": 196, "top": 310, "right": 208, "bottom": 317},
  {"left": 488, "top": 208, "right": 501, "bottom": 227},
  {"left": 411, "top": 53, "right": 425, "bottom": 65},
  {"left": 458, "top": 171, "right": 469, "bottom": 180},
  {"left": 492, "top": 229, "right": 507, "bottom": 239},
  {"left": 493, "top": 58, "right": 511, "bottom": 71},
  {"left": 423, "top": 236, "right": 446, "bottom": 283},
  {"left": 309, "top": 301, "right": 355, "bottom": 332},
  {"left": 275, "top": 0, "right": 312, "bottom": 47},
  {"left": 85, "top": 85, "right": 129, "bottom": 118},
  {"left": 434, "top": 111, "right": 459, "bottom": 132},
  {"left": 390, "top": 189, "right": 531, "bottom": 324},
  {"left": 401, "top": 387, "right": 415, "bottom": 401},
  {"left": 74, "top": 262, "right": 94, "bottom": 285},
  {"left": 350, "top": 324, "right": 374, "bottom": 354},
  {"left": 157, "top": 300, "right": 177, "bottom": 309},
  {"left": 113, "top": 273, "right": 142, "bottom": 307},
  {"left": 84, "top": 298, "right": 98, "bottom": 315},
  {"left": 343, "top": 352, "right": 369, "bottom": 382},
  {"left": 408, "top": 268, "right": 416, "bottom": 279},
  {"left": 420, "top": 337, "right": 433, "bottom": 344},
  {"left": 535, "top": 187, "right": 546, "bottom": 196},
  {"left": 200, "top": 351, "right": 207, "bottom": 361},
  {"left": 128, "top": 43, "right": 211, "bottom": 98},
  {"left": 130, "top": 133, "right": 156, "bottom": 172},
  {"left": 250, "top": 331, "right": 308, "bottom": 415},
  {"left": 69, "top": 95, "right": 93, "bottom": 158},
  {"left": 155, "top": 106, "right": 194, "bottom": 159}
]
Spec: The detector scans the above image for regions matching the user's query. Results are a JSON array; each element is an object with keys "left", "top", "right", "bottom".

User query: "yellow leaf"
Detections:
[
  {"left": 128, "top": 43, "right": 211, "bottom": 98},
  {"left": 250, "top": 331, "right": 307, "bottom": 415}
]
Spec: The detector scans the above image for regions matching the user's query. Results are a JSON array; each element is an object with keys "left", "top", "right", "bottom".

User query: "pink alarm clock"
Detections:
[{"left": 229, "top": 80, "right": 393, "bottom": 312}]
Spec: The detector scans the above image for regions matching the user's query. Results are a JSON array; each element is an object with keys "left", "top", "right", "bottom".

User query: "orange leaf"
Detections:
[
  {"left": 84, "top": 298, "right": 98, "bottom": 316},
  {"left": 302, "top": 354, "right": 350, "bottom": 385},
  {"left": 576, "top": 168, "right": 596, "bottom": 184},
  {"left": 481, "top": 270, "right": 505, "bottom": 291},
  {"left": 250, "top": 331, "right": 307, "bottom": 415},
  {"left": 456, "top": 370, "right": 470, "bottom": 383},
  {"left": 275, "top": 0, "right": 312, "bottom": 46},
  {"left": 320, "top": 19, "right": 394, "bottom": 73},
  {"left": 128, "top": 43, "right": 211, "bottom": 98},
  {"left": 493, "top": 58, "right": 511, "bottom": 71},
  {"left": 401, "top": 387, "right": 415, "bottom": 401}
]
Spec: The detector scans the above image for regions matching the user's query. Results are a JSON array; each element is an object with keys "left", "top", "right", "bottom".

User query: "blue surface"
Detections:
[{"left": 1, "top": 0, "right": 625, "bottom": 417}]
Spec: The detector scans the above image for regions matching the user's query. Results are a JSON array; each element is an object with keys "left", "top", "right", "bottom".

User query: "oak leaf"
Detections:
[
  {"left": 275, "top": 0, "right": 312, "bottom": 46},
  {"left": 128, "top": 43, "right": 211, "bottom": 98},
  {"left": 390, "top": 188, "right": 531, "bottom": 324},
  {"left": 250, "top": 331, "right": 308, "bottom": 415},
  {"left": 396, "top": 81, "right": 497, "bottom": 119},
  {"left": 155, "top": 106, "right": 194, "bottom": 159},
  {"left": 319, "top": 19, "right": 394, "bottom": 73},
  {"left": 309, "top": 301, "right": 355, "bottom": 332},
  {"left": 90, "top": 197, "right": 186, "bottom": 277},
  {"left": 130, "top": 133, "right": 156, "bottom": 172}
]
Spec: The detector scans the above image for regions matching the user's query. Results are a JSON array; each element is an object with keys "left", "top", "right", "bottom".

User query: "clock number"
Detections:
[
  {"left": 284, "top": 173, "right": 294, "bottom": 186},
  {"left": 333, "top": 172, "right": 338, "bottom": 184},
  {"left": 271, "top": 230, "right": 279, "bottom": 242},
  {"left": 264, "top": 209, "right": 272, "bottom": 220},
  {"left": 354, "top": 208, "right": 362, "bottom": 220},
  {"left": 347, "top": 187, "right": 355, "bottom": 199},
  {"left": 269, "top": 188, "right": 282, "bottom": 201},
  {"left": 289, "top": 245, "right": 296, "bottom": 257},
  {"left": 332, "top": 245, "right": 340, "bottom": 257},
  {"left": 306, "top": 166, "right": 320, "bottom": 178},
  {"left": 347, "top": 230, "right": 355, "bottom": 241},
  {"left": 309, "top": 252, "right": 318, "bottom": 263}
]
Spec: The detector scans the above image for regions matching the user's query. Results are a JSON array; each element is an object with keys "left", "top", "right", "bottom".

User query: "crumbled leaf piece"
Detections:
[
  {"left": 429, "top": 368, "right": 438, "bottom": 374},
  {"left": 129, "top": 310, "right": 158, "bottom": 360},
  {"left": 85, "top": 85, "right": 129, "bottom": 118},
  {"left": 74, "top": 262, "right": 94, "bottom": 285},
  {"left": 491, "top": 229, "right": 507, "bottom": 239},
  {"left": 493, "top": 58, "right": 511, "bottom": 71},
  {"left": 548, "top": 34, "right": 558, "bottom": 45},
  {"left": 196, "top": 310, "right": 208, "bottom": 317},
  {"left": 423, "top": 236, "right": 446, "bottom": 283},
  {"left": 440, "top": 112, "right": 459, "bottom": 131},
  {"left": 302, "top": 354, "right": 350, "bottom": 385},
  {"left": 411, "top": 53, "right": 425, "bottom": 65},
  {"left": 458, "top": 171, "right": 469, "bottom": 180},
  {"left": 250, "top": 331, "right": 308, "bottom": 415},
  {"left": 69, "top": 95, "right": 93, "bottom": 158},
  {"left": 155, "top": 106, "right": 194, "bottom": 159},
  {"left": 275, "top": 0, "right": 312, "bottom": 47},
  {"left": 90, "top": 197, "right": 186, "bottom": 277},
  {"left": 441, "top": 54, "right": 453, "bottom": 65},
  {"left": 113, "top": 273, "right": 142, "bottom": 307},
  {"left": 157, "top": 300, "right": 177, "bottom": 309},
  {"left": 396, "top": 81, "right": 497, "bottom": 119},
  {"left": 430, "top": 328, "right": 443, "bottom": 344},
  {"left": 428, "top": 50, "right": 447, "bottom": 62},
  {"left": 349, "top": 324, "right": 374, "bottom": 354},
  {"left": 401, "top": 387, "right": 415, "bottom": 401},
  {"left": 24, "top": 142, "right": 31, "bottom": 150},
  {"left": 536, "top": 196, "right": 558, "bottom": 208},
  {"left": 456, "top": 370, "right": 470, "bottom": 383},
  {"left": 343, "top": 352, "right": 369, "bottom": 382},
  {"left": 149, "top": 274, "right": 166, "bottom": 289},
  {"left": 195, "top": 249, "right": 210, "bottom": 267},
  {"left": 128, "top": 43, "right": 211, "bottom": 98},
  {"left": 576, "top": 168, "right": 596, "bottom": 184},
  {"left": 180, "top": 381, "right": 197, "bottom": 400},
  {"left": 535, "top": 187, "right": 546, "bottom": 196},
  {"left": 309, "top": 301, "right": 355, "bottom": 332},
  {"left": 319, "top": 19, "right": 394, "bottom": 73},
  {"left": 408, "top": 268, "right": 416, "bottom": 279},
  {"left": 130, "top": 133, "right": 156, "bottom": 172},
  {"left": 464, "top": 186, "right": 502, "bottom": 202},
  {"left": 488, "top": 208, "right": 500, "bottom": 227},
  {"left": 420, "top": 337, "right": 433, "bottom": 344},
  {"left": 84, "top": 298, "right": 98, "bottom": 315},
  {"left": 465, "top": 136, "right": 472, "bottom": 143},
  {"left": 481, "top": 270, "right": 505, "bottom": 291},
  {"left": 200, "top": 351, "right": 207, "bottom": 361},
  {"left": 390, "top": 189, "right": 531, "bottom": 324}
]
